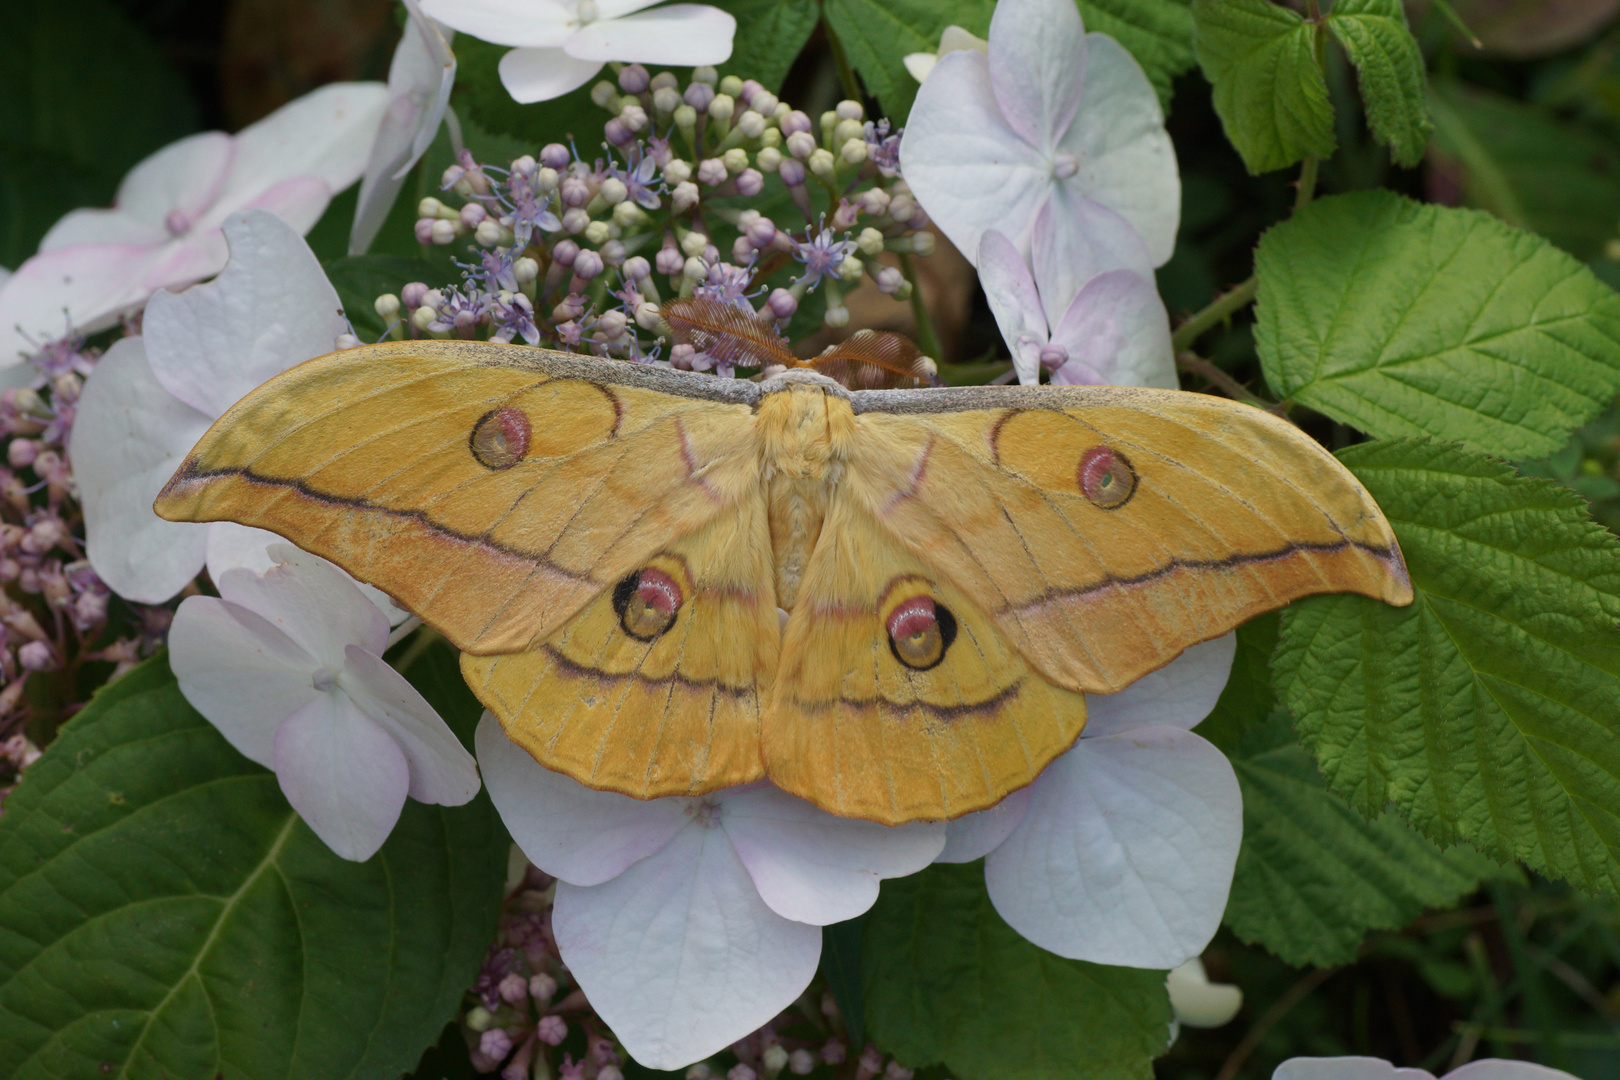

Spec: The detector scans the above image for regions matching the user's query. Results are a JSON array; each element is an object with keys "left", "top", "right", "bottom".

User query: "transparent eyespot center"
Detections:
[
  {"left": 885, "top": 595, "right": 957, "bottom": 670},
  {"left": 1078, "top": 445, "right": 1137, "bottom": 509},
  {"left": 470, "top": 407, "right": 531, "bottom": 469},
  {"left": 613, "top": 567, "right": 683, "bottom": 640}
]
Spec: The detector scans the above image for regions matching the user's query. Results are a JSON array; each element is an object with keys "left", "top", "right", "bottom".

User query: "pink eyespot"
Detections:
[{"left": 1078, "top": 445, "right": 1137, "bottom": 509}]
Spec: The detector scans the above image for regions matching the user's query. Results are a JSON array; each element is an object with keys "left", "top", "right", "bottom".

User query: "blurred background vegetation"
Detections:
[{"left": 7, "top": 1, "right": 1620, "bottom": 1077}]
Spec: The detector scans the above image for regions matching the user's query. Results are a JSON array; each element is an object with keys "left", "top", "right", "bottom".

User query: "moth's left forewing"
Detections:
[{"left": 847, "top": 385, "right": 1411, "bottom": 694}]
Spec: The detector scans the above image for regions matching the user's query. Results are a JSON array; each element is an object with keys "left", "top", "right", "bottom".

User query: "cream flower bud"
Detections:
[
  {"left": 683, "top": 255, "right": 707, "bottom": 281},
  {"left": 673, "top": 103, "right": 697, "bottom": 129},
  {"left": 411, "top": 306, "right": 436, "bottom": 331},
  {"left": 635, "top": 302, "right": 662, "bottom": 330},
  {"left": 600, "top": 177, "right": 629, "bottom": 204},
  {"left": 841, "top": 138, "right": 868, "bottom": 165},
  {"left": 653, "top": 86, "right": 681, "bottom": 114},
  {"left": 838, "top": 255, "right": 863, "bottom": 282},
  {"left": 808, "top": 148, "right": 836, "bottom": 179},
  {"left": 680, "top": 231, "right": 710, "bottom": 257},
  {"left": 429, "top": 219, "right": 458, "bottom": 245},
  {"left": 513, "top": 257, "right": 540, "bottom": 283},
  {"left": 719, "top": 74, "right": 744, "bottom": 96},
  {"left": 752, "top": 91, "right": 780, "bottom": 116},
  {"left": 620, "top": 104, "right": 649, "bottom": 132},
  {"left": 591, "top": 80, "right": 619, "bottom": 109},
  {"left": 584, "top": 220, "right": 612, "bottom": 245},
  {"left": 709, "top": 94, "right": 735, "bottom": 121},
  {"left": 612, "top": 200, "right": 646, "bottom": 228},
  {"left": 737, "top": 110, "right": 767, "bottom": 139},
  {"left": 785, "top": 131, "right": 816, "bottom": 160},
  {"left": 760, "top": 127, "right": 782, "bottom": 148},
  {"left": 475, "top": 220, "right": 503, "bottom": 246},
  {"left": 664, "top": 159, "right": 693, "bottom": 185},
  {"left": 911, "top": 231, "right": 936, "bottom": 256},
  {"left": 836, "top": 99, "right": 865, "bottom": 121},
  {"left": 693, "top": 65, "right": 719, "bottom": 85},
  {"left": 756, "top": 147, "right": 782, "bottom": 172},
  {"left": 535, "top": 166, "right": 559, "bottom": 193},
  {"left": 857, "top": 228, "right": 885, "bottom": 257},
  {"left": 888, "top": 193, "right": 916, "bottom": 221},
  {"left": 722, "top": 148, "right": 749, "bottom": 174},
  {"left": 824, "top": 303, "right": 849, "bottom": 328},
  {"left": 834, "top": 117, "right": 864, "bottom": 144},
  {"left": 374, "top": 293, "right": 401, "bottom": 319},
  {"left": 562, "top": 206, "right": 590, "bottom": 233},
  {"left": 672, "top": 180, "right": 700, "bottom": 211}
]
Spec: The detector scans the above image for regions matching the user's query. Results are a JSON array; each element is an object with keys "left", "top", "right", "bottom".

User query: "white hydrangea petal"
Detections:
[
  {"left": 935, "top": 785, "right": 1034, "bottom": 863},
  {"left": 721, "top": 785, "right": 945, "bottom": 925},
  {"left": 985, "top": 726, "right": 1241, "bottom": 968},
  {"left": 1273, "top": 1059, "right": 1434, "bottom": 1080},
  {"left": 1445, "top": 1063, "right": 1580, "bottom": 1080},
  {"left": 170, "top": 594, "right": 320, "bottom": 768},
  {"left": 215, "top": 544, "right": 389, "bottom": 665},
  {"left": 0, "top": 243, "right": 173, "bottom": 366},
  {"left": 595, "top": 0, "right": 668, "bottom": 19},
  {"left": 420, "top": 0, "right": 575, "bottom": 48},
  {"left": 1030, "top": 192, "right": 1154, "bottom": 320},
  {"left": 564, "top": 6, "right": 738, "bottom": 65},
  {"left": 553, "top": 823, "right": 822, "bottom": 1070},
  {"left": 986, "top": 0, "right": 1087, "bottom": 150},
  {"left": 898, "top": 49, "right": 1049, "bottom": 263},
  {"left": 1083, "top": 633, "right": 1236, "bottom": 738},
  {"left": 274, "top": 691, "right": 411, "bottom": 862},
  {"left": 145, "top": 210, "right": 347, "bottom": 417},
  {"left": 976, "top": 230, "right": 1047, "bottom": 386},
  {"left": 71, "top": 337, "right": 212, "bottom": 602},
  {"left": 205, "top": 82, "right": 390, "bottom": 231},
  {"left": 1047, "top": 268, "right": 1176, "bottom": 390},
  {"left": 498, "top": 47, "right": 604, "bottom": 103},
  {"left": 37, "top": 208, "right": 167, "bottom": 253},
  {"left": 903, "top": 53, "right": 938, "bottom": 83},
  {"left": 203, "top": 523, "right": 410, "bottom": 626},
  {"left": 42, "top": 132, "right": 233, "bottom": 247},
  {"left": 1166, "top": 958, "right": 1243, "bottom": 1028},
  {"left": 1060, "top": 34, "right": 1180, "bottom": 267},
  {"left": 341, "top": 646, "right": 478, "bottom": 806},
  {"left": 475, "top": 713, "right": 689, "bottom": 885},
  {"left": 233, "top": 176, "right": 335, "bottom": 237}
]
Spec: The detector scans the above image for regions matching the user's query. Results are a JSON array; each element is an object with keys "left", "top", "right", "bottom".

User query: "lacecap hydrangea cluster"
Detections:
[{"left": 376, "top": 63, "right": 936, "bottom": 373}]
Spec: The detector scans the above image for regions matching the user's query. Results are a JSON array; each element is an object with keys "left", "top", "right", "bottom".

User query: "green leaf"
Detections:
[
  {"left": 1273, "top": 439, "right": 1620, "bottom": 899},
  {"left": 1193, "top": 612, "right": 1279, "bottom": 754},
  {"left": 713, "top": 0, "right": 821, "bottom": 93},
  {"left": 821, "top": 0, "right": 995, "bottom": 125},
  {"left": 0, "top": 650, "right": 508, "bottom": 1080},
  {"left": 862, "top": 863, "right": 1170, "bottom": 1080},
  {"left": 1192, "top": 0, "right": 1335, "bottom": 174},
  {"left": 821, "top": 917, "right": 867, "bottom": 1048},
  {"left": 1325, "top": 0, "right": 1431, "bottom": 168},
  {"left": 1, "top": 0, "right": 198, "bottom": 266},
  {"left": 1225, "top": 713, "right": 1511, "bottom": 968},
  {"left": 1078, "top": 0, "right": 1197, "bottom": 110},
  {"left": 325, "top": 254, "right": 446, "bottom": 340},
  {"left": 1254, "top": 190, "right": 1620, "bottom": 459},
  {"left": 1429, "top": 81, "right": 1620, "bottom": 262}
]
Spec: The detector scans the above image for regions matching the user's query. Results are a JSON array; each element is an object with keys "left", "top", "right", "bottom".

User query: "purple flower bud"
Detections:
[
  {"left": 671, "top": 343, "right": 696, "bottom": 369},
  {"left": 619, "top": 63, "right": 650, "bottom": 93},
  {"left": 479, "top": 1028, "right": 513, "bottom": 1062},
  {"left": 778, "top": 159, "right": 806, "bottom": 187},
  {"left": 766, "top": 289, "right": 798, "bottom": 319},
  {"left": 821, "top": 1040, "right": 847, "bottom": 1065},
  {"left": 781, "top": 110, "right": 812, "bottom": 136},
  {"left": 597, "top": 310, "right": 628, "bottom": 339},
  {"left": 832, "top": 200, "right": 860, "bottom": 230},
  {"left": 788, "top": 1050, "right": 814, "bottom": 1075},
  {"left": 702, "top": 244, "right": 720, "bottom": 264},
  {"left": 460, "top": 203, "right": 487, "bottom": 228},
  {"left": 735, "top": 168, "right": 764, "bottom": 197},
  {"left": 574, "top": 249, "right": 605, "bottom": 280},
  {"left": 498, "top": 973, "right": 527, "bottom": 1004},
  {"left": 860, "top": 189, "right": 891, "bottom": 216},
  {"left": 401, "top": 282, "right": 430, "bottom": 309},
  {"left": 511, "top": 154, "right": 537, "bottom": 176},
  {"left": 739, "top": 79, "right": 763, "bottom": 105},
  {"left": 537, "top": 1015, "right": 568, "bottom": 1046},
  {"left": 7, "top": 440, "right": 36, "bottom": 469},
  {"left": 624, "top": 255, "right": 652, "bottom": 280},
  {"left": 560, "top": 177, "right": 591, "bottom": 207},
  {"left": 601, "top": 239, "right": 627, "bottom": 265},
  {"left": 605, "top": 118, "right": 633, "bottom": 146},
  {"left": 875, "top": 266, "right": 905, "bottom": 294},
  {"left": 18, "top": 641, "right": 53, "bottom": 673},
  {"left": 731, "top": 236, "right": 754, "bottom": 264},
  {"left": 656, "top": 245, "right": 685, "bottom": 275},
  {"left": 747, "top": 218, "right": 778, "bottom": 249},
  {"left": 1039, "top": 343, "right": 1069, "bottom": 368},
  {"left": 552, "top": 239, "right": 580, "bottom": 267},
  {"left": 858, "top": 1047, "right": 884, "bottom": 1077},
  {"left": 683, "top": 82, "right": 715, "bottom": 111},
  {"left": 562, "top": 207, "right": 590, "bottom": 233},
  {"left": 414, "top": 218, "right": 436, "bottom": 244},
  {"left": 540, "top": 143, "right": 571, "bottom": 170},
  {"left": 728, "top": 1067, "right": 757, "bottom": 1080},
  {"left": 697, "top": 158, "right": 728, "bottom": 187}
]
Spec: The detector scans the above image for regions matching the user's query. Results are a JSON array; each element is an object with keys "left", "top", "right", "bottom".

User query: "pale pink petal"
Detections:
[
  {"left": 721, "top": 785, "right": 944, "bottom": 925},
  {"left": 1274, "top": 1061, "right": 1435, "bottom": 1080},
  {"left": 352, "top": 1, "right": 457, "bottom": 254},
  {"left": 475, "top": 714, "right": 688, "bottom": 884},
  {"left": 71, "top": 337, "right": 212, "bottom": 602},
  {"left": 564, "top": 6, "right": 737, "bottom": 65},
  {"left": 987, "top": 0, "right": 1087, "bottom": 150},
  {"left": 898, "top": 50, "right": 1049, "bottom": 264},
  {"left": 274, "top": 691, "right": 411, "bottom": 861},
  {"left": 1047, "top": 268, "right": 1175, "bottom": 389},
  {"left": 498, "top": 47, "right": 604, "bottom": 103},
  {"left": 985, "top": 727, "right": 1241, "bottom": 968},
  {"left": 204, "top": 523, "right": 412, "bottom": 626},
  {"left": 1059, "top": 34, "right": 1180, "bottom": 266},
  {"left": 341, "top": 645, "right": 479, "bottom": 805},
  {"left": 935, "top": 786, "right": 1033, "bottom": 863},
  {"left": 37, "top": 208, "right": 166, "bottom": 252},
  {"left": 0, "top": 243, "right": 171, "bottom": 364},
  {"left": 170, "top": 594, "right": 320, "bottom": 767},
  {"left": 205, "top": 83, "right": 390, "bottom": 231},
  {"left": 420, "top": 0, "right": 575, "bottom": 48},
  {"left": 1445, "top": 1062, "right": 1578, "bottom": 1080},
  {"left": 216, "top": 544, "right": 390, "bottom": 664},
  {"left": 976, "top": 230, "right": 1047, "bottom": 386},
  {"left": 144, "top": 210, "right": 346, "bottom": 416},
  {"left": 1084, "top": 633, "right": 1235, "bottom": 738},
  {"left": 1030, "top": 193, "right": 1154, "bottom": 319},
  {"left": 140, "top": 233, "right": 231, "bottom": 296},
  {"left": 553, "top": 824, "right": 822, "bottom": 1069},
  {"left": 237, "top": 176, "right": 334, "bottom": 237}
]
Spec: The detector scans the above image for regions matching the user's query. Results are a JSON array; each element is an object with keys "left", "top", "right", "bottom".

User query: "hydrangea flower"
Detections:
[
  {"left": 71, "top": 210, "right": 404, "bottom": 621},
  {"left": 977, "top": 210, "right": 1172, "bottom": 388},
  {"left": 936, "top": 635, "right": 1240, "bottom": 969},
  {"left": 351, "top": 0, "right": 457, "bottom": 255},
  {"left": 1167, "top": 957, "right": 1243, "bottom": 1030},
  {"left": 421, "top": 0, "right": 736, "bottom": 104},
  {"left": 171, "top": 545, "right": 479, "bottom": 861},
  {"left": 476, "top": 715, "right": 944, "bottom": 1068},
  {"left": 0, "top": 83, "right": 388, "bottom": 366},
  {"left": 1274, "top": 1059, "right": 1577, "bottom": 1080},
  {"left": 901, "top": 25, "right": 988, "bottom": 84},
  {"left": 899, "top": 0, "right": 1178, "bottom": 270}
]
